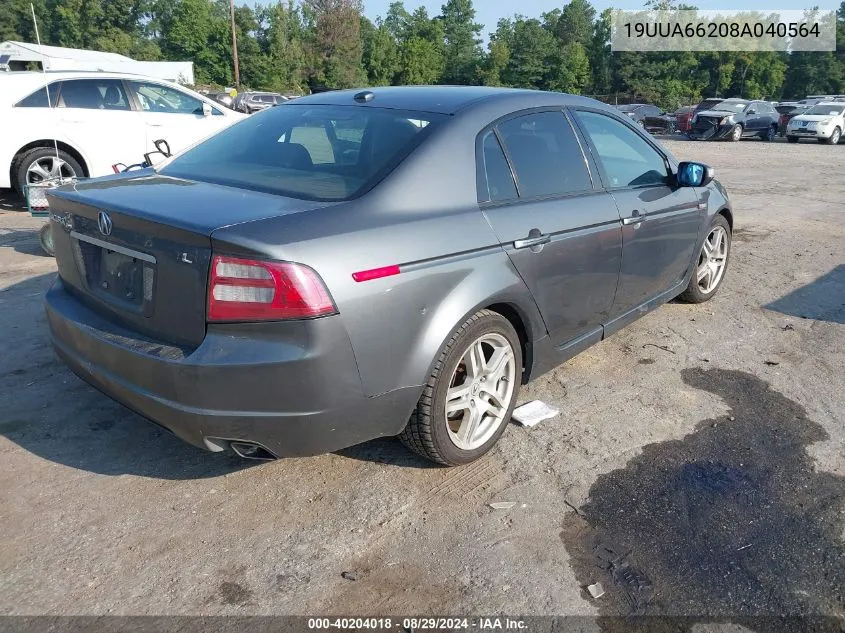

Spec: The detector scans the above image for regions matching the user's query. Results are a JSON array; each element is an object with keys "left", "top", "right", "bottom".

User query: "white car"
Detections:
[
  {"left": 786, "top": 102, "right": 845, "bottom": 145},
  {"left": 0, "top": 71, "right": 245, "bottom": 191}
]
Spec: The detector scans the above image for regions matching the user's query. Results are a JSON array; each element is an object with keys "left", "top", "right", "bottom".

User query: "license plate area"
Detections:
[{"left": 71, "top": 231, "right": 156, "bottom": 316}]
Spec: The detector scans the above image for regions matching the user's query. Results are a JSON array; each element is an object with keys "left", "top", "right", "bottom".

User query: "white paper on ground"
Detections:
[
  {"left": 512, "top": 400, "right": 560, "bottom": 428},
  {"left": 488, "top": 502, "right": 517, "bottom": 510}
]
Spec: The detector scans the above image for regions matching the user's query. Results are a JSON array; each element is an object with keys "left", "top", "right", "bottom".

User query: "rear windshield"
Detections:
[
  {"left": 805, "top": 104, "right": 845, "bottom": 116},
  {"left": 161, "top": 105, "right": 444, "bottom": 201}
]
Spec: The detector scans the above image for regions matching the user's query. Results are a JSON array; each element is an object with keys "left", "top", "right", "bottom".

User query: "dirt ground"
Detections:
[{"left": 1, "top": 138, "right": 843, "bottom": 627}]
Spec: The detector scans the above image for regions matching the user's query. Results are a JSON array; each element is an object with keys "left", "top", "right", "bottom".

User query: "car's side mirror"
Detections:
[
  {"left": 747, "top": 109, "right": 756, "bottom": 115},
  {"left": 677, "top": 161, "right": 714, "bottom": 187},
  {"left": 153, "top": 138, "right": 171, "bottom": 157},
  {"left": 202, "top": 102, "right": 213, "bottom": 117}
]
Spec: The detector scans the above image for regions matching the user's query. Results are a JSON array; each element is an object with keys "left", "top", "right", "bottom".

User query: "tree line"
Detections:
[{"left": 2, "top": 0, "right": 844, "bottom": 109}]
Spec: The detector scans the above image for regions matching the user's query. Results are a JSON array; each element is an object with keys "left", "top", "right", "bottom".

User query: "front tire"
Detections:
[
  {"left": 729, "top": 124, "right": 743, "bottom": 142},
  {"left": 679, "top": 215, "right": 731, "bottom": 304},
  {"left": 824, "top": 127, "right": 841, "bottom": 145},
  {"left": 15, "top": 147, "right": 83, "bottom": 193},
  {"left": 399, "top": 310, "right": 522, "bottom": 466}
]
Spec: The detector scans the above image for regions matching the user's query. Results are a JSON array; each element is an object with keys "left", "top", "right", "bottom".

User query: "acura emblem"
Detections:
[{"left": 97, "top": 211, "right": 113, "bottom": 236}]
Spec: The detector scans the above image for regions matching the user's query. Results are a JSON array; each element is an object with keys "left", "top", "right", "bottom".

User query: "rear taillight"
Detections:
[{"left": 207, "top": 255, "right": 335, "bottom": 322}]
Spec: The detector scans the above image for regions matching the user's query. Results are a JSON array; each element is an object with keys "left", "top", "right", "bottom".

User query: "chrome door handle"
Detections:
[
  {"left": 513, "top": 234, "right": 551, "bottom": 249},
  {"left": 622, "top": 210, "right": 646, "bottom": 225}
]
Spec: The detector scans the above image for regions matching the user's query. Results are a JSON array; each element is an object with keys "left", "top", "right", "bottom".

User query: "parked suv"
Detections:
[
  {"left": 235, "top": 92, "right": 288, "bottom": 114},
  {"left": 786, "top": 102, "right": 845, "bottom": 144},
  {"left": 1, "top": 71, "right": 244, "bottom": 192},
  {"left": 689, "top": 98, "right": 779, "bottom": 141}
]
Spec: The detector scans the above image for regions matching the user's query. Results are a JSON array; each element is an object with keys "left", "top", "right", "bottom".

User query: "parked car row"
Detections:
[{"left": 617, "top": 95, "right": 844, "bottom": 145}]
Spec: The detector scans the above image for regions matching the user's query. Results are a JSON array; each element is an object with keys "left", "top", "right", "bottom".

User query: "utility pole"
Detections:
[{"left": 229, "top": 0, "right": 240, "bottom": 88}]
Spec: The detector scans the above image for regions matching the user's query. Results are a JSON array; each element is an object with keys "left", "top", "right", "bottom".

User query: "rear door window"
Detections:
[
  {"left": 59, "top": 79, "right": 130, "bottom": 110},
  {"left": 496, "top": 111, "right": 592, "bottom": 198}
]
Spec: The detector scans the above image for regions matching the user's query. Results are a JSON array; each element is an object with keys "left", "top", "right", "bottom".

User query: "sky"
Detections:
[{"left": 242, "top": 0, "right": 842, "bottom": 42}]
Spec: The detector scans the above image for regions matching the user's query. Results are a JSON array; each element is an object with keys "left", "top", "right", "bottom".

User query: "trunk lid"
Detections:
[{"left": 47, "top": 173, "right": 330, "bottom": 347}]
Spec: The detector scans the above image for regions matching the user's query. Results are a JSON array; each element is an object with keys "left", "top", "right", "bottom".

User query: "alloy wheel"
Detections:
[
  {"left": 444, "top": 333, "right": 516, "bottom": 451},
  {"left": 26, "top": 156, "right": 76, "bottom": 185},
  {"left": 731, "top": 125, "right": 742, "bottom": 141},
  {"left": 832, "top": 128, "right": 841, "bottom": 145},
  {"left": 696, "top": 225, "right": 728, "bottom": 295}
]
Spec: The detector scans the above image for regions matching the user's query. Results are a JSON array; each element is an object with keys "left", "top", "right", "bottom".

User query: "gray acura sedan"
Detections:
[{"left": 44, "top": 87, "right": 732, "bottom": 466}]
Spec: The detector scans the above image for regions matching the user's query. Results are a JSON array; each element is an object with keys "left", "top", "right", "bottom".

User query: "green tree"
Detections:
[
  {"left": 397, "top": 35, "right": 443, "bottom": 84},
  {"left": 0, "top": 0, "right": 50, "bottom": 43},
  {"left": 589, "top": 7, "right": 612, "bottom": 95},
  {"left": 496, "top": 16, "right": 553, "bottom": 89},
  {"left": 361, "top": 16, "right": 398, "bottom": 85},
  {"left": 305, "top": 0, "right": 366, "bottom": 88},
  {"left": 549, "top": 0, "right": 595, "bottom": 48},
  {"left": 383, "top": 1, "right": 410, "bottom": 41},
  {"left": 153, "top": 0, "right": 230, "bottom": 84},
  {"left": 479, "top": 36, "right": 509, "bottom": 86},
  {"left": 546, "top": 42, "right": 591, "bottom": 93},
  {"left": 257, "top": 1, "right": 308, "bottom": 92},
  {"left": 439, "top": 0, "right": 482, "bottom": 84}
]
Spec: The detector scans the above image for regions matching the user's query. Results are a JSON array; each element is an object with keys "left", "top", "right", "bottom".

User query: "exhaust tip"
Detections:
[{"left": 230, "top": 441, "right": 277, "bottom": 461}]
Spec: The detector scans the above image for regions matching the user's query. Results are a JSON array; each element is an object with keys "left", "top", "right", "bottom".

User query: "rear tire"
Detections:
[
  {"left": 38, "top": 223, "right": 55, "bottom": 257},
  {"left": 764, "top": 125, "right": 776, "bottom": 141},
  {"left": 399, "top": 310, "right": 522, "bottom": 466}
]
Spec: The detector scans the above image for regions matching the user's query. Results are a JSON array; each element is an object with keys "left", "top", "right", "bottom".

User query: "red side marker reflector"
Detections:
[{"left": 352, "top": 265, "right": 400, "bottom": 282}]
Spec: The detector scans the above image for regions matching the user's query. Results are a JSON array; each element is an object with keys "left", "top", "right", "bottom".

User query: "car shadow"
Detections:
[
  {"left": 0, "top": 187, "right": 27, "bottom": 212},
  {"left": 764, "top": 264, "right": 845, "bottom": 325},
  {"left": 335, "top": 437, "right": 441, "bottom": 469},
  {"left": 0, "top": 273, "right": 254, "bottom": 480},
  {"left": 0, "top": 227, "right": 53, "bottom": 257}
]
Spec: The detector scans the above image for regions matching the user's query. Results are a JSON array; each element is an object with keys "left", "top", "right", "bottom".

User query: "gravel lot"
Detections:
[{"left": 1, "top": 138, "right": 843, "bottom": 626}]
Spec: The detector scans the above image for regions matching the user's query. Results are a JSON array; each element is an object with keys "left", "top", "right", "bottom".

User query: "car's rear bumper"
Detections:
[{"left": 44, "top": 279, "right": 416, "bottom": 457}]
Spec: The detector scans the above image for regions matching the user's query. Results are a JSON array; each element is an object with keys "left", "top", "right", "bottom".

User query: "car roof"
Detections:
[{"left": 287, "top": 86, "right": 599, "bottom": 115}]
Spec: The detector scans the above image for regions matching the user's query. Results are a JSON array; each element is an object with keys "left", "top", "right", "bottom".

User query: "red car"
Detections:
[{"left": 674, "top": 106, "right": 695, "bottom": 133}]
